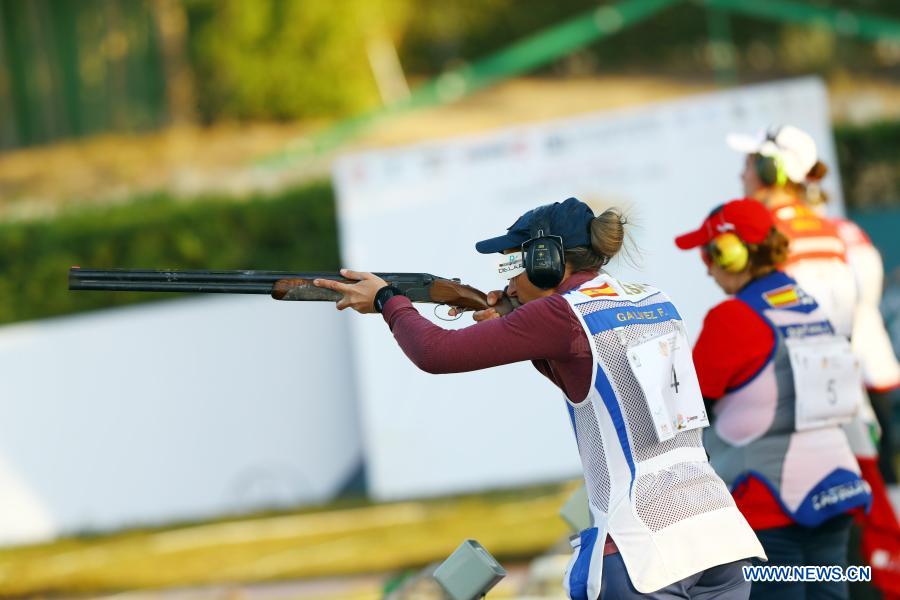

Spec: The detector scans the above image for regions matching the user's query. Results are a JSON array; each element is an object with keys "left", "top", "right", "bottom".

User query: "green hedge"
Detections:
[
  {"left": 0, "top": 181, "right": 339, "bottom": 325},
  {"left": 1, "top": 120, "right": 898, "bottom": 326}
]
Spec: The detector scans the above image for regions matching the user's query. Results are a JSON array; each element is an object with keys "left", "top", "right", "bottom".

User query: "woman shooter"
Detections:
[{"left": 315, "top": 196, "right": 763, "bottom": 599}]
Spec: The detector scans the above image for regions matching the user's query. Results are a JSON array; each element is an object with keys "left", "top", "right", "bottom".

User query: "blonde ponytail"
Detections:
[
  {"left": 590, "top": 209, "right": 627, "bottom": 263},
  {"left": 565, "top": 208, "right": 628, "bottom": 271}
]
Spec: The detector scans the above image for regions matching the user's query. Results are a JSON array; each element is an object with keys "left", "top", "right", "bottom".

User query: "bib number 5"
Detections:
[{"left": 786, "top": 335, "right": 863, "bottom": 431}]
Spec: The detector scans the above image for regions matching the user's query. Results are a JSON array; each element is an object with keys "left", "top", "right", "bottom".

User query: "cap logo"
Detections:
[{"left": 497, "top": 252, "right": 525, "bottom": 280}]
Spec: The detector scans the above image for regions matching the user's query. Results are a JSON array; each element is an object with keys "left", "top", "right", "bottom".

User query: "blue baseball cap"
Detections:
[{"left": 475, "top": 197, "right": 595, "bottom": 254}]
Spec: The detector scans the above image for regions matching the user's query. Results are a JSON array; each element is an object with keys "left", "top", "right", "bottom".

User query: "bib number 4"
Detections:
[
  {"left": 670, "top": 365, "right": 680, "bottom": 394},
  {"left": 627, "top": 327, "right": 709, "bottom": 442}
]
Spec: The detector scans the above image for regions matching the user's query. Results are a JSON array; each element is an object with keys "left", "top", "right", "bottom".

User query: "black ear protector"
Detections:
[
  {"left": 705, "top": 233, "right": 750, "bottom": 273},
  {"left": 522, "top": 206, "right": 565, "bottom": 289}
]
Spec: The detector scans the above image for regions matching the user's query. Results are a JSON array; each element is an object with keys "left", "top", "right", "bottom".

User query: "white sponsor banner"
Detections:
[
  {"left": 0, "top": 296, "right": 359, "bottom": 545},
  {"left": 333, "top": 77, "right": 841, "bottom": 500}
]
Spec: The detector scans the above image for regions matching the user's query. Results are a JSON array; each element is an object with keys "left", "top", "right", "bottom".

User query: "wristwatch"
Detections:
[{"left": 374, "top": 284, "right": 405, "bottom": 313}]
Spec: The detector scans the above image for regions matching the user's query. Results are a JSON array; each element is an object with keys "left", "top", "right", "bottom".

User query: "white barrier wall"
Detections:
[
  {"left": 333, "top": 77, "right": 843, "bottom": 501},
  {"left": 0, "top": 296, "right": 360, "bottom": 545}
]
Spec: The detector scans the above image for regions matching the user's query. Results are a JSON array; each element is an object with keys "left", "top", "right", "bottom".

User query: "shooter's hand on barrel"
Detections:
[{"left": 313, "top": 269, "right": 387, "bottom": 313}]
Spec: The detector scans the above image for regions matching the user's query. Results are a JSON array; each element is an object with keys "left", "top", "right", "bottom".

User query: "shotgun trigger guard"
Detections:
[{"left": 434, "top": 304, "right": 463, "bottom": 322}]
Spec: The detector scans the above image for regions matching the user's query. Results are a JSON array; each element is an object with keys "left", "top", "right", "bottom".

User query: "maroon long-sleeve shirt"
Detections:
[{"left": 381, "top": 271, "right": 597, "bottom": 402}]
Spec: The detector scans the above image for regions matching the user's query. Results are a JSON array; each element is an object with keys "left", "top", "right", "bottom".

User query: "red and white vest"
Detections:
[{"left": 704, "top": 270, "right": 871, "bottom": 526}]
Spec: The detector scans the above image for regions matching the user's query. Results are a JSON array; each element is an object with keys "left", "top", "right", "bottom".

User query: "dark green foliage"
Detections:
[
  {"left": 835, "top": 120, "right": 900, "bottom": 210},
  {"left": 399, "top": 0, "right": 704, "bottom": 76},
  {"left": 397, "top": 0, "right": 900, "bottom": 78},
  {"left": 0, "top": 181, "right": 340, "bottom": 324},
  {"left": 1, "top": 122, "right": 898, "bottom": 325},
  {"left": 848, "top": 208, "right": 900, "bottom": 273}
]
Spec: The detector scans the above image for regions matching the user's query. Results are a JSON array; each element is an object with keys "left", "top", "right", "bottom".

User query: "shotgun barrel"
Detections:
[{"left": 68, "top": 267, "right": 492, "bottom": 310}]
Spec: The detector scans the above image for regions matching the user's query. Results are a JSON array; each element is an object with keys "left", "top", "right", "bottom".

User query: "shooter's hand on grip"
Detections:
[
  {"left": 448, "top": 289, "right": 518, "bottom": 321},
  {"left": 313, "top": 269, "right": 387, "bottom": 313}
]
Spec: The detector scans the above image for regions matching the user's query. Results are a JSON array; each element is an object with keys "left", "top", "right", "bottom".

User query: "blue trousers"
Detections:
[
  {"left": 749, "top": 514, "right": 853, "bottom": 600},
  {"left": 600, "top": 553, "right": 751, "bottom": 599}
]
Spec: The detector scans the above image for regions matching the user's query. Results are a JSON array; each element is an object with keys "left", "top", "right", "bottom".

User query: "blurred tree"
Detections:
[
  {"left": 184, "top": 0, "right": 411, "bottom": 122},
  {"left": 0, "top": 0, "right": 167, "bottom": 149},
  {"left": 0, "top": 0, "right": 35, "bottom": 145},
  {"left": 150, "top": 0, "right": 195, "bottom": 125},
  {"left": 2, "top": 0, "right": 900, "bottom": 144}
]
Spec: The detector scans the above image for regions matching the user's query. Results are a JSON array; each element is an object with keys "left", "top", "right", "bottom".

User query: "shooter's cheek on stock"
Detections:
[{"left": 506, "top": 277, "right": 519, "bottom": 299}]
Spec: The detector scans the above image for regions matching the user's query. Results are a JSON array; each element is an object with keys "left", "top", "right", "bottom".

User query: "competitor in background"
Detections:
[
  {"left": 728, "top": 125, "right": 856, "bottom": 336},
  {"left": 676, "top": 198, "right": 872, "bottom": 600},
  {"left": 314, "top": 197, "right": 764, "bottom": 599},
  {"left": 728, "top": 126, "right": 900, "bottom": 596},
  {"left": 727, "top": 125, "right": 900, "bottom": 474},
  {"left": 806, "top": 160, "right": 900, "bottom": 484}
]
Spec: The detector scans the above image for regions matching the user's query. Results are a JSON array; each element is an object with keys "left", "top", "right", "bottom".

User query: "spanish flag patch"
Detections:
[
  {"left": 581, "top": 283, "right": 618, "bottom": 298},
  {"left": 764, "top": 285, "right": 800, "bottom": 309}
]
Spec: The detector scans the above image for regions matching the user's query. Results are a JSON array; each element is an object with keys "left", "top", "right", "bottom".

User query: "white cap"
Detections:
[{"left": 726, "top": 125, "right": 819, "bottom": 183}]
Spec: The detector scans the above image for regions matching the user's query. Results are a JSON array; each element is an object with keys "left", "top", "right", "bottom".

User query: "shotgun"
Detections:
[{"left": 68, "top": 267, "right": 505, "bottom": 312}]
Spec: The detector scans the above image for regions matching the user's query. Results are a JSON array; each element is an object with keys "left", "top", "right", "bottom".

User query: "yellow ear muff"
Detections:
[
  {"left": 710, "top": 233, "right": 749, "bottom": 273},
  {"left": 773, "top": 155, "right": 788, "bottom": 187},
  {"left": 755, "top": 153, "right": 788, "bottom": 187}
]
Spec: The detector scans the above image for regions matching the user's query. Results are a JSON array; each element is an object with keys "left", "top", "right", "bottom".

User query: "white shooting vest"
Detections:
[
  {"left": 560, "top": 273, "right": 764, "bottom": 597},
  {"left": 834, "top": 218, "right": 900, "bottom": 393},
  {"left": 768, "top": 196, "right": 883, "bottom": 460}
]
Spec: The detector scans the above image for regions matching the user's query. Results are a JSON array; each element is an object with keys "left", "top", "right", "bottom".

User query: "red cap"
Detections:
[{"left": 675, "top": 198, "right": 773, "bottom": 250}]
